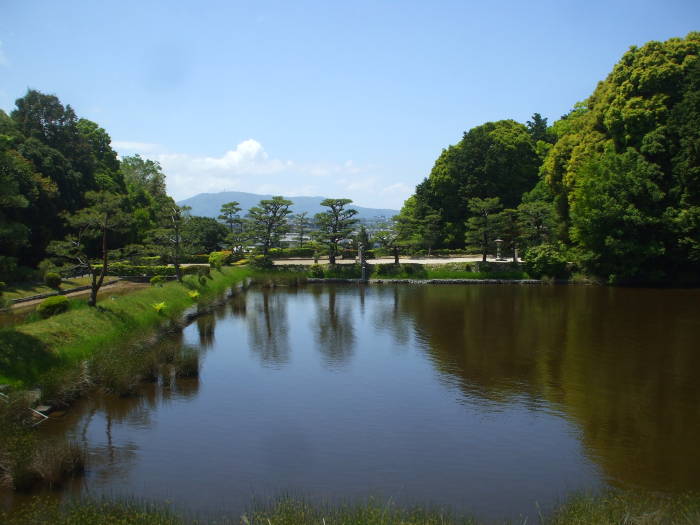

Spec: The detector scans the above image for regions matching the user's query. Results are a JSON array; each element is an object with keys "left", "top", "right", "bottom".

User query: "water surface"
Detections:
[{"left": 5, "top": 284, "right": 700, "bottom": 521}]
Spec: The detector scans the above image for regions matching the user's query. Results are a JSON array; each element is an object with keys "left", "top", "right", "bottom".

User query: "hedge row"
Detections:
[{"left": 96, "top": 263, "right": 204, "bottom": 277}]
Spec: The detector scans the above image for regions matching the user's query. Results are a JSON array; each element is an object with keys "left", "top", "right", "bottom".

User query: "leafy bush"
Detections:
[
  {"left": 373, "top": 263, "right": 427, "bottom": 278},
  {"left": 523, "top": 244, "right": 569, "bottom": 278},
  {"left": 208, "top": 251, "right": 229, "bottom": 269},
  {"left": 308, "top": 264, "right": 324, "bottom": 278},
  {"left": 149, "top": 275, "right": 166, "bottom": 287},
  {"left": 162, "top": 254, "right": 210, "bottom": 264},
  {"left": 45, "top": 272, "right": 62, "bottom": 290},
  {"left": 269, "top": 247, "right": 319, "bottom": 258},
  {"left": 249, "top": 255, "right": 274, "bottom": 269},
  {"left": 96, "top": 263, "right": 200, "bottom": 277},
  {"left": 151, "top": 302, "right": 166, "bottom": 314},
  {"left": 37, "top": 296, "right": 70, "bottom": 318},
  {"left": 322, "top": 264, "right": 362, "bottom": 279},
  {"left": 0, "top": 256, "right": 19, "bottom": 282},
  {"left": 37, "top": 259, "right": 59, "bottom": 279}
]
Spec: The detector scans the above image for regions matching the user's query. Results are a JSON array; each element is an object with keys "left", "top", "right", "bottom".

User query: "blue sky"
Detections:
[{"left": 1, "top": 1, "right": 698, "bottom": 209}]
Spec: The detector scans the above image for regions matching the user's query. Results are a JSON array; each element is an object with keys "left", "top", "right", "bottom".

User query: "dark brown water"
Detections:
[{"left": 4, "top": 284, "right": 700, "bottom": 521}]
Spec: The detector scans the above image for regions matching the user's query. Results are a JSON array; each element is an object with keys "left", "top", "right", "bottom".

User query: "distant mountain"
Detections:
[{"left": 177, "top": 191, "right": 398, "bottom": 221}]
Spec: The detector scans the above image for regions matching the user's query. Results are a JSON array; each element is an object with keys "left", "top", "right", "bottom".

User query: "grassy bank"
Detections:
[
  {"left": 0, "top": 266, "right": 254, "bottom": 390},
  {"left": 1, "top": 266, "right": 282, "bottom": 490},
  {"left": 3, "top": 492, "right": 700, "bottom": 524},
  {"left": 298, "top": 262, "right": 530, "bottom": 280}
]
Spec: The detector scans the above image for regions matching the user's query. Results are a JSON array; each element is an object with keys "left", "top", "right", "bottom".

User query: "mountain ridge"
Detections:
[{"left": 177, "top": 191, "right": 398, "bottom": 220}]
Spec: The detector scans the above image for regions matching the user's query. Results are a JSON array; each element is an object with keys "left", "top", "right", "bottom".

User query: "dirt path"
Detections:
[
  {"left": 273, "top": 256, "right": 518, "bottom": 265},
  {"left": 10, "top": 280, "right": 148, "bottom": 311}
]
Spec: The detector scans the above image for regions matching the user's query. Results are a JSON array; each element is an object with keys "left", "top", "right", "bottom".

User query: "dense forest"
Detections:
[
  {"left": 398, "top": 32, "right": 700, "bottom": 283},
  {"left": 2, "top": 33, "right": 700, "bottom": 286},
  {"left": 0, "top": 91, "right": 177, "bottom": 277}
]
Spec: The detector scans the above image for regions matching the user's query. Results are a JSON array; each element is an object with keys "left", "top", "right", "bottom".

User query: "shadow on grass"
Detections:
[{"left": 0, "top": 330, "right": 60, "bottom": 386}]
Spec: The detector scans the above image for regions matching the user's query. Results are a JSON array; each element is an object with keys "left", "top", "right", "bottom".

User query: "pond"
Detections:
[{"left": 3, "top": 284, "right": 700, "bottom": 521}]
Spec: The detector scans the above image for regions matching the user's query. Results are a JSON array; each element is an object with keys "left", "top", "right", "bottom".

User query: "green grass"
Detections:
[
  {"left": 2, "top": 276, "right": 95, "bottom": 301},
  {"left": 2, "top": 492, "right": 700, "bottom": 524},
  {"left": 0, "top": 267, "right": 253, "bottom": 389}
]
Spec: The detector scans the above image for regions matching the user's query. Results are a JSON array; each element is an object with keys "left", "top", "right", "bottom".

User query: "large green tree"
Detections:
[
  {"left": 465, "top": 197, "right": 502, "bottom": 262},
  {"left": 246, "top": 196, "right": 293, "bottom": 256},
  {"left": 406, "top": 119, "right": 540, "bottom": 248},
  {"left": 541, "top": 32, "right": 700, "bottom": 281},
  {"left": 48, "top": 192, "right": 131, "bottom": 306},
  {"left": 314, "top": 199, "right": 358, "bottom": 265}
]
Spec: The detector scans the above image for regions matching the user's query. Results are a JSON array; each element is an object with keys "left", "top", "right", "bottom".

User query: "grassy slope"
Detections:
[{"left": 0, "top": 267, "right": 252, "bottom": 388}]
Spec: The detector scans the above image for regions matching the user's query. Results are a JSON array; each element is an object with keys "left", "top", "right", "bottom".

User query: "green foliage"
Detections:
[
  {"left": 464, "top": 197, "right": 502, "bottom": 260},
  {"left": 541, "top": 32, "right": 700, "bottom": 281},
  {"left": 290, "top": 211, "right": 311, "bottom": 247},
  {"left": 373, "top": 263, "right": 428, "bottom": 278},
  {"left": 246, "top": 196, "right": 293, "bottom": 256},
  {"left": 44, "top": 272, "right": 62, "bottom": 290},
  {"left": 523, "top": 244, "right": 569, "bottom": 278},
  {"left": 408, "top": 119, "right": 540, "bottom": 248},
  {"left": 151, "top": 301, "right": 166, "bottom": 314},
  {"left": 308, "top": 264, "right": 325, "bottom": 278},
  {"left": 313, "top": 198, "right": 359, "bottom": 264},
  {"left": 217, "top": 201, "right": 242, "bottom": 234},
  {"left": 97, "top": 263, "right": 200, "bottom": 277},
  {"left": 187, "top": 290, "right": 200, "bottom": 300},
  {"left": 249, "top": 254, "right": 275, "bottom": 270},
  {"left": 268, "top": 246, "right": 319, "bottom": 258},
  {"left": 208, "top": 251, "right": 229, "bottom": 269},
  {"left": 36, "top": 296, "right": 70, "bottom": 318},
  {"left": 149, "top": 275, "right": 166, "bottom": 287},
  {"left": 181, "top": 216, "right": 228, "bottom": 254}
]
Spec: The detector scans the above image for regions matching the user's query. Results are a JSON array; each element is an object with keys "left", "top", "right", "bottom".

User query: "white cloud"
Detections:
[
  {"left": 112, "top": 138, "right": 408, "bottom": 209},
  {"left": 381, "top": 182, "right": 413, "bottom": 195}
]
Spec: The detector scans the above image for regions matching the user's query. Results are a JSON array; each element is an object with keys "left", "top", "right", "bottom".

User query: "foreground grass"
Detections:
[
  {"left": 0, "top": 267, "right": 253, "bottom": 388},
  {"left": 2, "top": 276, "right": 95, "bottom": 302},
  {"left": 3, "top": 492, "right": 700, "bottom": 524}
]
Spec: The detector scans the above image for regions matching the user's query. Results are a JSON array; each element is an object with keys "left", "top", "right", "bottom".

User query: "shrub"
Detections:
[
  {"left": 308, "top": 264, "right": 324, "bottom": 278},
  {"left": 44, "top": 272, "right": 62, "bottom": 290},
  {"left": 268, "top": 247, "right": 319, "bottom": 259},
  {"left": 37, "top": 259, "right": 59, "bottom": 279},
  {"left": 208, "top": 251, "right": 229, "bottom": 269},
  {"left": 95, "top": 263, "right": 201, "bottom": 277},
  {"left": 373, "top": 263, "right": 428, "bottom": 278},
  {"left": 37, "top": 296, "right": 70, "bottom": 318},
  {"left": 523, "top": 244, "right": 569, "bottom": 278},
  {"left": 0, "top": 255, "right": 19, "bottom": 282},
  {"left": 151, "top": 302, "right": 167, "bottom": 314},
  {"left": 249, "top": 255, "right": 274, "bottom": 269},
  {"left": 187, "top": 290, "right": 200, "bottom": 300},
  {"left": 149, "top": 275, "right": 166, "bottom": 287}
]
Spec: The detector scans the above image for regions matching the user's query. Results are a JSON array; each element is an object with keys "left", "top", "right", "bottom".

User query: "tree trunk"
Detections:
[
  {"left": 393, "top": 246, "right": 399, "bottom": 265},
  {"left": 329, "top": 245, "right": 336, "bottom": 265},
  {"left": 91, "top": 224, "right": 110, "bottom": 306},
  {"left": 174, "top": 225, "right": 182, "bottom": 282}
]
